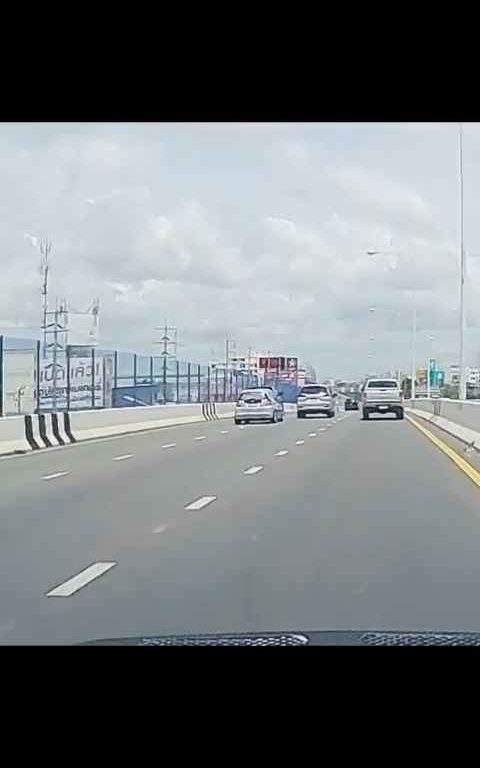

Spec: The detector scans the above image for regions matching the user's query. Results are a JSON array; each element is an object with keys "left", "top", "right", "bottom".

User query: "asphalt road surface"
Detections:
[{"left": 1, "top": 406, "right": 480, "bottom": 644}]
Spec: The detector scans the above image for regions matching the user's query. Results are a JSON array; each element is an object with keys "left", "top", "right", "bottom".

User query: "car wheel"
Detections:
[
  {"left": 297, "top": 411, "right": 304, "bottom": 419},
  {"left": 397, "top": 409, "right": 404, "bottom": 420},
  {"left": 234, "top": 418, "right": 241, "bottom": 425},
  {"left": 362, "top": 409, "right": 369, "bottom": 420}
]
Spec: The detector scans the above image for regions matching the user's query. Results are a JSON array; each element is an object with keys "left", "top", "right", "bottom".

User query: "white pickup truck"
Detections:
[{"left": 361, "top": 378, "right": 404, "bottom": 420}]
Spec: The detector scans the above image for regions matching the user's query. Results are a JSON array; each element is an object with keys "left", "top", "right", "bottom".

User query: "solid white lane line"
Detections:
[
  {"left": 185, "top": 495, "right": 217, "bottom": 511},
  {"left": 308, "top": 432, "right": 317, "bottom": 437},
  {"left": 295, "top": 440, "right": 305, "bottom": 445},
  {"left": 153, "top": 524, "right": 169, "bottom": 534},
  {"left": 194, "top": 436, "right": 207, "bottom": 441},
  {"left": 46, "top": 562, "right": 117, "bottom": 597},
  {"left": 275, "top": 450, "right": 289, "bottom": 457},
  {"left": 220, "top": 430, "right": 229, "bottom": 434},
  {"left": 42, "top": 471, "right": 69, "bottom": 481},
  {"left": 162, "top": 443, "right": 177, "bottom": 449},
  {"left": 244, "top": 466, "right": 264, "bottom": 475},
  {"left": 113, "top": 454, "right": 133, "bottom": 461}
]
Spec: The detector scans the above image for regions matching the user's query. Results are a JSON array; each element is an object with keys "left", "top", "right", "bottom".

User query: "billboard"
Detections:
[
  {"left": 38, "top": 354, "right": 112, "bottom": 410},
  {"left": 258, "top": 356, "right": 285, "bottom": 372},
  {"left": 258, "top": 356, "right": 297, "bottom": 377}
]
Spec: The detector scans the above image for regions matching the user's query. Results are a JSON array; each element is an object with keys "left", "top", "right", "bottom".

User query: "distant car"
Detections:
[
  {"left": 234, "top": 388, "right": 284, "bottom": 425},
  {"left": 297, "top": 384, "right": 336, "bottom": 418},
  {"left": 344, "top": 397, "right": 359, "bottom": 411}
]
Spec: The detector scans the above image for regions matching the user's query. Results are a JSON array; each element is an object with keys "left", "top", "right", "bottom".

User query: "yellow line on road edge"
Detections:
[{"left": 406, "top": 414, "right": 480, "bottom": 489}]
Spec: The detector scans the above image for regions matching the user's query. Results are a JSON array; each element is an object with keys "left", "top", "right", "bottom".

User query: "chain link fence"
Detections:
[{"left": 0, "top": 335, "right": 259, "bottom": 416}]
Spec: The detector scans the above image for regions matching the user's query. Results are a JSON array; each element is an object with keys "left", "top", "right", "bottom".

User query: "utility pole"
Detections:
[
  {"left": 225, "top": 337, "right": 230, "bottom": 371},
  {"left": 411, "top": 300, "right": 417, "bottom": 402},
  {"left": 40, "top": 239, "right": 52, "bottom": 359},
  {"left": 459, "top": 122, "right": 467, "bottom": 401}
]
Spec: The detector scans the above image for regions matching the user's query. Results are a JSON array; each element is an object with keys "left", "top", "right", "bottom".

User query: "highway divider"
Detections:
[
  {"left": 407, "top": 398, "right": 480, "bottom": 452},
  {"left": 0, "top": 402, "right": 235, "bottom": 456}
]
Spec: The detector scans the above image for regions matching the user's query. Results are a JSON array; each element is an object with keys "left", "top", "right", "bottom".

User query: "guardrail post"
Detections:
[
  {"left": 207, "top": 366, "right": 211, "bottom": 402},
  {"left": 0, "top": 335, "right": 3, "bottom": 417},
  {"left": 215, "top": 368, "right": 219, "bottom": 401},
  {"left": 114, "top": 350, "right": 118, "bottom": 389},
  {"left": 223, "top": 370, "right": 227, "bottom": 402},
  {"left": 91, "top": 347, "right": 96, "bottom": 408},
  {"left": 149, "top": 355, "right": 154, "bottom": 385},
  {"left": 133, "top": 353, "right": 137, "bottom": 387},
  {"left": 187, "top": 362, "right": 191, "bottom": 402},
  {"left": 176, "top": 360, "right": 180, "bottom": 403},
  {"left": 197, "top": 364, "right": 201, "bottom": 403}
]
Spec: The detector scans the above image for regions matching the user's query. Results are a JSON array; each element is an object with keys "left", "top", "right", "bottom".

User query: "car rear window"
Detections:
[
  {"left": 300, "top": 386, "right": 328, "bottom": 395},
  {"left": 239, "top": 391, "right": 267, "bottom": 402},
  {"left": 367, "top": 380, "right": 398, "bottom": 388}
]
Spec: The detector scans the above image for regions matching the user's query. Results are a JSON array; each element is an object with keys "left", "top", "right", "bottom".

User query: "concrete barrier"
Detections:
[
  {"left": 0, "top": 402, "right": 235, "bottom": 455},
  {"left": 407, "top": 398, "right": 480, "bottom": 451},
  {"left": 68, "top": 402, "right": 234, "bottom": 442},
  {"left": 0, "top": 415, "right": 34, "bottom": 454}
]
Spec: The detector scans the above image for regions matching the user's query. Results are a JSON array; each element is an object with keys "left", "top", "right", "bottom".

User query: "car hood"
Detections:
[{"left": 79, "top": 630, "right": 480, "bottom": 645}]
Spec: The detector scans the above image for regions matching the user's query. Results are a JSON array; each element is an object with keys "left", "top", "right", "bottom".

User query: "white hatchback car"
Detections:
[{"left": 234, "top": 388, "right": 284, "bottom": 425}]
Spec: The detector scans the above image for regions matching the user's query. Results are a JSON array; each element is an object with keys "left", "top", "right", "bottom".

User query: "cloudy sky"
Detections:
[{"left": 1, "top": 121, "right": 479, "bottom": 378}]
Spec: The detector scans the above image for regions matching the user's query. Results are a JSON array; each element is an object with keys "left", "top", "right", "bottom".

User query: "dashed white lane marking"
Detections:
[
  {"left": 113, "top": 454, "right": 133, "bottom": 461},
  {"left": 153, "top": 524, "right": 169, "bottom": 534},
  {"left": 42, "top": 471, "right": 69, "bottom": 481},
  {"left": 220, "top": 430, "right": 229, "bottom": 434},
  {"left": 194, "top": 436, "right": 207, "bottom": 441},
  {"left": 308, "top": 432, "right": 317, "bottom": 437},
  {"left": 244, "top": 465, "right": 264, "bottom": 475},
  {"left": 185, "top": 495, "right": 217, "bottom": 511},
  {"left": 46, "top": 562, "right": 117, "bottom": 597},
  {"left": 239, "top": 425, "right": 245, "bottom": 429},
  {"left": 295, "top": 440, "right": 305, "bottom": 445},
  {"left": 275, "top": 450, "right": 289, "bottom": 457},
  {"left": 318, "top": 428, "right": 326, "bottom": 432},
  {"left": 162, "top": 443, "right": 177, "bottom": 449}
]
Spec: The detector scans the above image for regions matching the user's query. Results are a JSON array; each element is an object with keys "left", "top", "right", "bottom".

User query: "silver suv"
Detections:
[{"left": 297, "top": 384, "right": 336, "bottom": 418}]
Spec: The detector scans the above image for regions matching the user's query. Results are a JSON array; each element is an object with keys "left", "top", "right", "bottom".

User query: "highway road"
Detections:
[{"left": 1, "top": 406, "right": 480, "bottom": 644}]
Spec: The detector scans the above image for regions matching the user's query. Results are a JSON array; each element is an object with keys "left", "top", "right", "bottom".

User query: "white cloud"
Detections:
[{"left": 0, "top": 122, "right": 478, "bottom": 376}]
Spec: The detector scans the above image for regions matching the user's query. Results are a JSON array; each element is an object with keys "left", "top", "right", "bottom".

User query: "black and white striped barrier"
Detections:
[
  {"left": 24, "top": 413, "right": 76, "bottom": 450},
  {"left": 202, "top": 402, "right": 220, "bottom": 421}
]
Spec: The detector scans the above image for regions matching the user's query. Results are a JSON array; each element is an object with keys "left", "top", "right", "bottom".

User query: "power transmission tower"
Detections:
[
  {"left": 154, "top": 321, "right": 178, "bottom": 403},
  {"left": 39, "top": 239, "right": 52, "bottom": 359},
  {"left": 43, "top": 299, "right": 68, "bottom": 411}
]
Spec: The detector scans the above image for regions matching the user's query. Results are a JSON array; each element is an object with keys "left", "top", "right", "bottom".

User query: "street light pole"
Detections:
[
  {"left": 459, "top": 123, "right": 467, "bottom": 401},
  {"left": 411, "top": 298, "right": 417, "bottom": 401}
]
